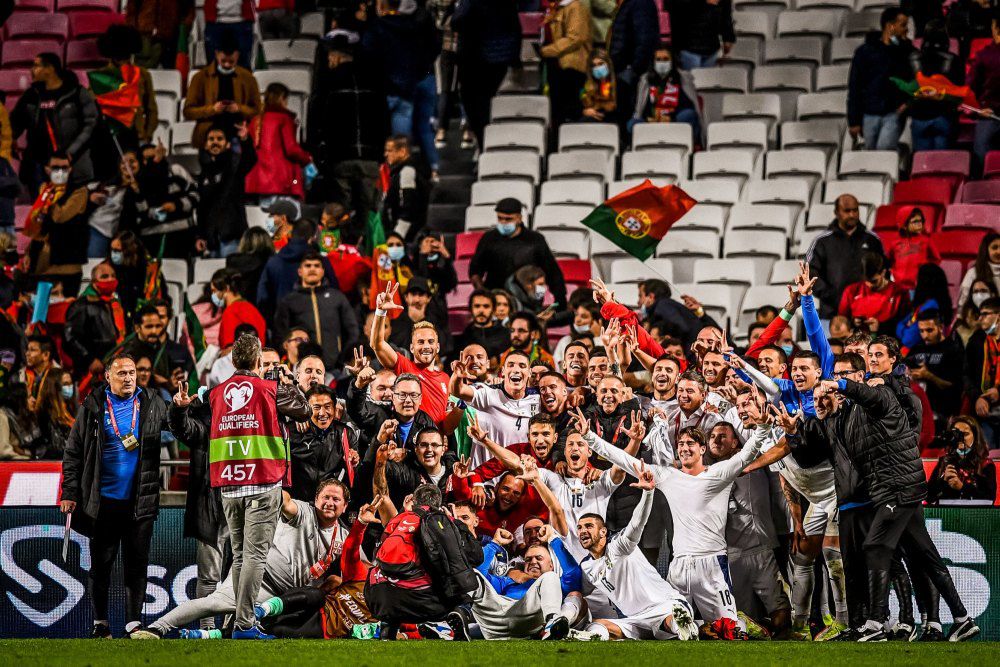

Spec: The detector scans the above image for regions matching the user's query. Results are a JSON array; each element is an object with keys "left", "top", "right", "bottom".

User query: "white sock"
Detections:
[
  {"left": 955, "top": 615, "right": 969, "bottom": 623},
  {"left": 927, "top": 621, "right": 942, "bottom": 632},
  {"left": 560, "top": 596, "right": 584, "bottom": 626},
  {"left": 125, "top": 621, "right": 141, "bottom": 633},
  {"left": 94, "top": 620, "right": 108, "bottom": 626},
  {"left": 823, "top": 547, "right": 848, "bottom": 624},
  {"left": 864, "top": 619, "right": 883, "bottom": 632},
  {"left": 585, "top": 622, "right": 610, "bottom": 640},
  {"left": 790, "top": 554, "right": 815, "bottom": 626}
]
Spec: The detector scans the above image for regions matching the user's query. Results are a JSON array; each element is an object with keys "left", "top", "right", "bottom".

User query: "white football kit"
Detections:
[
  {"left": 762, "top": 438, "right": 839, "bottom": 537},
  {"left": 581, "top": 489, "right": 691, "bottom": 640},
  {"left": 585, "top": 425, "right": 769, "bottom": 624},
  {"left": 469, "top": 385, "right": 541, "bottom": 467},
  {"left": 537, "top": 467, "right": 622, "bottom": 560}
]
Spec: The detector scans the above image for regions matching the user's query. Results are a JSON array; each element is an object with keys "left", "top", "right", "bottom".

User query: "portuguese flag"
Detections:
[
  {"left": 891, "top": 72, "right": 978, "bottom": 107},
  {"left": 87, "top": 64, "right": 142, "bottom": 128},
  {"left": 582, "top": 180, "right": 697, "bottom": 261}
]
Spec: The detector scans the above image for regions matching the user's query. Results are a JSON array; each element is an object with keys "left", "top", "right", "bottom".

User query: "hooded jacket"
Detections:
[{"left": 273, "top": 281, "right": 360, "bottom": 371}]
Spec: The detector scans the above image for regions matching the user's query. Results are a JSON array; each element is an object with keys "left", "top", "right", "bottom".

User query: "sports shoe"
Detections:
[
  {"left": 857, "top": 625, "right": 888, "bottom": 642},
  {"left": 460, "top": 132, "right": 475, "bottom": 150},
  {"left": 890, "top": 622, "right": 917, "bottom": 642},
  {"left": 232, "top": 625, "right": 276, "bottom": 640},
  {"left": 737, "top": 611, "right": 770, "bottom": 640},
  {"left": 90, "top": 623, "right": 112, "bottom": 639},
  {"left": 831, "top": 628, "right": 862, "bottom": 642},
  {"left": 541, "top": 614, "right": 570, "bottom": 640},
  {"left": 417, "top": 622, "right": 453, "bottom": 640},
  {"left": 128, "top": 627, "right": 161, "bottom": 639},
  {"left": 434, "top": 130, "right": 447, "bottom": 149},
  {"left": 672, "top": 602, "right": 699, "bottom": 641},
  {"left": 568, "top": 628, "right": 605, "bottom": 641},
  {"left": 918, "top": 625, "right": 945, "bottom": 642},
  {"left": 946, "top": 618, "right": 980, "bottom": 642},
  {"left": 815, "top": 620, "right": 848, "bottom": 642},
  {"left": 774, "top": 627, "right": 810, "bottom": 641},
  {"left": 180, "top": 629, "right": 223, "bottom": 639},
  {"left": 446, "top": 609, "right": 472, "bottom": 642}
]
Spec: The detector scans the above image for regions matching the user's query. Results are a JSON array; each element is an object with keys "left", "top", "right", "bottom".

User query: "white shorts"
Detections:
[
  {"left": 612, "top": 602, "right": 687, "bottom": 640},
  {"left": 729, "top": 548, "right": 791, "bottom": 615},
  {"left": 803, "top": 497, "right": 839, "bottom": 537},
  {"left": 667, "top": 554, "right": 737, "bottom": 624}
]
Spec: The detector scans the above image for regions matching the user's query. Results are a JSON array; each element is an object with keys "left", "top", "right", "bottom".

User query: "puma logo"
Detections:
[{"left": 886, "top": 504, "right": 896, "bottom": 513}]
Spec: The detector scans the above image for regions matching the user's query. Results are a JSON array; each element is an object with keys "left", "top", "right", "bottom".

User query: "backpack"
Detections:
[
  {"left": 374, "top": 510, "right": 426, "bottom": 581},
  {"left": 417, "top": 506, "right": 484, "bottom": 601}
]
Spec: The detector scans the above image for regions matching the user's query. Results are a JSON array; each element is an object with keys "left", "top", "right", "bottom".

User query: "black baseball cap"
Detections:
[{"left": 494, "top": 198, "right": 523, "bottom": 215}]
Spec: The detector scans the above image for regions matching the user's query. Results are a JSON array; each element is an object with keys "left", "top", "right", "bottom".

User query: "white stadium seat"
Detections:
[
  {"left": 781, "top": 119, "right": 843, "bottom": 157},
  {"left": 776, "top": 9, "right": 841, "bottom": 43},
  {"left": 547, "top": 150, "right": 616, "bottom": 183},
  {"left": 722, "top": 93, "right": 782, "bottom": 127},
  {"left": 797, "top": 92, "right": 848, "bottom": 122},
  {"left": 483, "top": 122, "right": 547, "bottom": 154},
  {"left": 692, "top": 150, "right": 758, "bottom": 186},
  {"left": 193, "top": 258, "right": 225, "bottom": 285},
  {"left": 471, "top": 180, "right": 535, "bottom": 211},
  {"left": 477, "top": 150, "right": 541, "bottom": 183},
  {"left": 674, "top": 204, "right": 727, "bottom": 234},
  {"left": 739, "top": 285, "right": 791, "bottom": 331},
  {"left": 823, "top": 179, "right": 887, "bottom": 208},
  {"left": 693, "top": 67, "right": 749, "bottom": 93},
  {"left": 831, "top": 37, "right": 863, "bottom": 65},
  {"left": 706, "top": 120, "right": 769, "bottom": 155},
  {"left": 539, "top": 180, "right": 604, "bottom": 207},
  {"left": 541, "top": 229, "right": 591, "bottom": 259},
  {"left": 631, "top": 122, "right": 693, "bottom": 156},
  {"left": 609, "top": 258, "right": 675, "bottom": 284},
  {"left": 765, "top": 149, "right": 829, "bottom": 188},
  {"left": 261, "top": 39, "right": 316, "bottom": 67},
  {"left": 727, "top": 203, "right": 795, "bottom": 235},
  {"left": 770, "top": 259, "right": 801, "bottom": 285},
  {"left": 490, "top": 94, "right": 551, "bottom": 125},
  {"left": 170, "top": 121, "right": 197, "bottom": 155},
  {"left": 816, "top": 64, "right": 850, "bottom": 92},
  {"left": 694, "top": 258, "right": 758, "bottom": 286},
  {"left": 839, "top": 150, "right": 900, "bottom": 183},
  {"left": 620, "top": 150, "right": 686, "bottom": 182},
  {"left": 558, "top": 123, "right": 619, "bottom": 155},
  {"left": 764, "top": 37, "right": 825, "bottom": 69},
  {"left": 655, "top": 229, "right": 721, "bottom": 283},
  {"left": 532, "top": 204, "right": 592, "bottom": 231}
]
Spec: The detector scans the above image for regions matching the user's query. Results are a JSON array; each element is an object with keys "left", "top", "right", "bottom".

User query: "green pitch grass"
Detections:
[{"left": 2, "top": 639, "right": 999, "bottom": 667}]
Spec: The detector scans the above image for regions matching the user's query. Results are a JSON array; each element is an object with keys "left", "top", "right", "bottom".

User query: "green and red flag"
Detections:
[
  {"left": 182, "top": 295, "right": 206, "bottom": 393},
  {"left": 581, "top": 180, "right": 697, "bottom": 261},
  {"left": 175, "top": 24, "right": 191, "bottom": 86},
  {"left": 87, "top": 64, "right": 142, "bottom": 128},
  {"left": 891, "top": 72, "right": 979, "bottom": 107}
]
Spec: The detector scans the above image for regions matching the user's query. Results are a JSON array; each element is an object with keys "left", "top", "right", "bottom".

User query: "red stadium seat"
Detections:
[
  {"left": 519, "top": 12, "right": 543, "bottom": 38},
  {"left": 57, "top": 0, "right": 120, "bottom": 12},
  {"left": 64, "top": 39, "right": 103, "bottom": 68},
  {"left": 14, "top": 0, "right": 56, "bottom": 11},
  {"left": 1, "top": 40, "right": 63, "bottom": 68},
  {"left": 893, "top": 177, "right": 955, "bottom": 207},
  {"left": 556, "top": 258, "right": 592, "bottom": 288},
  {"left": 659, "top": 12, "right": 671, "bottom": 37},
  {"left": 967, "top": 37, "right": 992, "bottom": 79},
  {"left": 453, "top": 258, "right": 471, "bottom": 283},
  {"left": 911, "top": 150, "right": 970, "bottom": 179},
  {"left": 877, "top": 229, "right": 900, "bottom": 251},
  {"left": 943, "top": 204, "right": 1000, "bottom": 232},
  {"left": 68, "top": 10, "right": 123, "bottom": 39},
  {"left": 874, "top": 203, "right": 941, "bottom": 233},
  {"left": 448, "top": 283, "right": 476, "bottom": 311},
  {"left": 961, "top": 180, "right": 1000, "bottom": 204},
  {"left": 455, "top": 231, "right": 484, "bottom": 260},
  {"left": 935, "top": 228, "right": 988, "bottom": 267},
  {"left": 984, "top": 151, "right": 1000, "bottom": 180},
  {"left": 940, "top": 258, "right": 963, "bottom": 293},
  {"left": 3, "top": 12, "right": 69, "bottom": 40},
  {"left": 0, "top": 69, "right": 32, "bottom": 96}
]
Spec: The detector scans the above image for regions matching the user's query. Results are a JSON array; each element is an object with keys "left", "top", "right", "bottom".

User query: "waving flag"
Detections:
[
  {"left": 581, "top": 180, "right": 697, "bottom": 261},
  {"left": 87, "top": 64, "right": 142, "bottom": 128},
  {"left": 892, "top": 72, "right": 979, "bottom": 107}
]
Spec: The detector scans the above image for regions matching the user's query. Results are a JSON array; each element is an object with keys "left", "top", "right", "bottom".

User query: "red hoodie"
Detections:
[
  {"left": 838, "top": 279, "right": 911, "bottom": 324},
  {"left": 887, "top": 235, "right": 940, "bottom": 291}
]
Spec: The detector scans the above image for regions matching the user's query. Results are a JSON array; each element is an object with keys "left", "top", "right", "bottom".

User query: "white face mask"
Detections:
[
  {"left": 973, "top": 291, "right": 991, "bottom": 308},
  {"left": 533, "top": 284, "right": 547, "bottom": 300},
  {"left": 217, "top": 64, "right": 235, "bottom": 75},
  {"left": 50, "top": 168, "right": 69, "bottom": 186},
  {"left": 573, "top": 323, "right": 591, "bottom": 335},
  {"left": 653, "top": 60, "right": 672, "bottom": 77}
]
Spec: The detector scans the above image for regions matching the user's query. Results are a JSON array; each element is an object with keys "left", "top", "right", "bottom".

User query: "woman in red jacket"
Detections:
[{"left": 245, "top": 83, "right": 315, "bottom": 201}]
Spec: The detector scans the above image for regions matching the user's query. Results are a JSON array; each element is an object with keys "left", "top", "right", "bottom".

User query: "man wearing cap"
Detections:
[
  {"left": 264, "top": 199, "right": 300, "bottom": 252},
  {"left": 469, "top": 198, "right": 567, "bottom": 309},
  {"left": 381, "top": 135, "right": 430, "bottom": 243}
]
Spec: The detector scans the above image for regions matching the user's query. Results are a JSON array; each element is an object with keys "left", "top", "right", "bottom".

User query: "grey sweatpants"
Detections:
[
  {"left": 471, "top": 571, "right": 564, "bottom": 639},
  {"left": 222, "top": 488, "right": 282, "bottom": 631},
  {"left": 149, "top": 578, "right": 274, "bottom": 635},
  {"left": 195, "top": 521, "right": 230, "bottom": 629}
]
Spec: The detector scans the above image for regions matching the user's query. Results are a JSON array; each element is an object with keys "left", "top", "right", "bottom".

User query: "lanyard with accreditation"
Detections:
[{"left": 107, "top": 395, "right": 140, "bottom": 451}]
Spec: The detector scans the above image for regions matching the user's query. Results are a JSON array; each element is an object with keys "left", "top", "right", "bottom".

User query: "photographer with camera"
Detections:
[{"left": 927, "top": 416, "right": 997, "bottom": 504}]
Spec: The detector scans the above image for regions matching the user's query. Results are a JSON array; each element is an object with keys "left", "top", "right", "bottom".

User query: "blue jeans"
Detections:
[
  {"left": 678, "top": 50, "right": 718, "bottom": 71},
  {"left": 204, "top": 21, "right": 254, "bottom": 70},
  {"left": 910, "top": 116, "right": 952, "bottom": 152},
  {"left": 862, "top": 112, "right": 902, "bottom": 151},
  {"left": 215, "top": 239, "right": 240, "bottom": 258},
  {"left": 973, "top": 118, "right": 1000, "bottom": 177},
  {"left": 413, "top": 74, "right": 440, "bottom": 171},
  {"left": 88, "top": 228, "right": 112, "bottom": 259},
  {"left": 387, "top": 95, "right": 415, "bottom": 138}
]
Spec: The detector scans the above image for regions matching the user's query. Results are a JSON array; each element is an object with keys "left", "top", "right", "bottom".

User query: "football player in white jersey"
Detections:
[
  {"left": 577, "top": 463, "right": 699, "bottom": 641},
  {"left": 571, "top": 393, "right": 773, "bottom": 635}
]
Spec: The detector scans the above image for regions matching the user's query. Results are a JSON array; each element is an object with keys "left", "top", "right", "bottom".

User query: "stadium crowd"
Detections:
[{"left": 0, "top": 0, "right": 998, "bottom": 646}]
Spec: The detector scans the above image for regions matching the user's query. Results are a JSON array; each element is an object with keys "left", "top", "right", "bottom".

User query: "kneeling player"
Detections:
[{"left": 578, "top": 464, "right": 699, "bottom": 641}]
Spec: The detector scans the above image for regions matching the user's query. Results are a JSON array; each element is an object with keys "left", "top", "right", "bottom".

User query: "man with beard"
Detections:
[
  {"left": 374, "top": 426, "right": 457, "bottom": 509},
  {"left": 372, "top": 282, "right": 451, "bottom": 424},
  {"left": 288, "top": 385, "right": 362, "bottom": 502},
  {"left": 194, "top": 122, "right": 257, "bottom": 257},
  {"left": 451, "top": 466, "right": 549, "bottom": 538},
  {"left": 700, "top": 350, "right": 731, "bottom": 412},
  {"left": 537, "top": 372, "right": 572, "bottom": 429},
  {"left": 351, "top": 373, "right": 437, "bottom": 448},
  {"left": 466, "top": 413, "right": 562, "bottom": 485},
  {"left": 642, "top": 355, "right": 681, "bottom": 412},
  {"left": 455, "top": 289, "right": 510, "bottom": 360},
  {"left": 501, "top": 312, "right": 555, "bottom": 367},
  {"left": 710, "top": 418, "right": 793, "bottom": 639},
  {"left": 120, "top": 304, "right": 195, "bottom": 392},
  {"left": 577, "top": 465, "right": 698, "bottom": 642},
  {"left": 138, "top": 483, "right": 349, "bottom": 638},
  {"left": 663, "top": 370, "right": 722, "bottom": 452},
  {"left": 586, "top": 352, "right": 611, "bottom": 393},
  {"left": 450, "top": 350, "right": 540, "bottom": 466},
  {"left": 577, "top": 398, "right": 774, "bottom": 638},
  {"left": 560, "top": 341, "right": 590, "bottom": 390}
]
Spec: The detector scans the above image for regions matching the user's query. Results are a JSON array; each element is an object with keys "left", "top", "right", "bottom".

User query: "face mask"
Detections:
[
  {"left": 573, "top": 323, "right": 591, "bottom": 335},
  {"left": 781, "top": 344, "right": 795, "bottom": 357},
  {"left": 427, "top": 253, "right": 440, "bottom": 262},
  {"left": 217, "top": 65, "right": 235, "bottom": 75},
  {"left": 211, "top": 292, "right": 226, "bottom": 308},
  {"left": 653, "top": 60, "right": 672, "bottom": 76},
  {"left": 110, "top": 250, "right": 124, "bottom": 266},
  {"left": 973, "top": 292, "right": 990, "bottom": 307},
  {"left": 592, "top": 64, "right": 610, "bottom": 79},
  {"left": 988, "top": 322, "right": 998, "bottom": 335},
  {"left": 94, "top": 279, "right": 118, "bottom": 297},
  {"left": 265, "top": 218, "right": 277, "bottom": 236},
  {"left": 533, "top": 284, "right": 547, "bottom": 300},
  {"left": 60, "top": 385, "right": 75, "bottom": 400},
  {"left": 956, "top": 447, "right": 970, "bottom": 457},
  {"left": 497, "top": 222, "right": 517, "bottom": 236},
  {"left": 638, "top": 304, "right": 648, "bottom": 319},
  {"left": 387, "top": 245, "right": 406, "bottom": 262},
  {"left": 889, "top": 35, "right": 900, "bottom": 45},
  {"left": 50, "top": 169, "right": 69, "bottom": 186}
]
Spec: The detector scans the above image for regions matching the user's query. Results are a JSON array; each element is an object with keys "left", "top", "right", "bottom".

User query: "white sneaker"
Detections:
[
  {"left": 567, "top": 628, "right": 606, "bottom": 641},
  {"left": 672, "top": 602, "right": 699, "bottom": 641}
]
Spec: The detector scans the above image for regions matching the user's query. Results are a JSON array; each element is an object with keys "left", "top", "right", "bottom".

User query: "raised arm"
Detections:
[
  {"left": 370, "top": 282, "right": 402, "bottom": 370},
  {"left": 521, "top": 458, "right": 569, "bottom": 538},
  {"left": 467, "top": 414, "right": 523, "bottom": 471},
  {"left": 280, "top": 490, "right": 299, "bottom": 520},
  {"left": 607, "top": 481, "right": 655, "bottom": 560},
  {"left": 795, "top": 261, "right": 834, "bottom": 378},
  {"left": 743, "top": 438, "right": 790, "bottom": 474},
  {"left": 448, "top": 356, "right": 476, "bottom": 402},
  {"left": 642, "top": 413, "right": 676, "bottom": 468},
  {"left": 726, "top": 353, "right": 780, "bottom": 400},
  {"left": 574, "top": 407, "right": 654, "bottom": 482}
]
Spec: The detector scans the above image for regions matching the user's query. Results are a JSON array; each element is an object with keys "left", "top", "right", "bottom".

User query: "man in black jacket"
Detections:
[
  {"left": 374, "top": 424, "right": 458, "bottom": 510},
  {"left": 64, "top": 262, "right": 125, "bottom": 377},
  {"left": 454, "top": 289, "right": 510, "bottom": 360},
  {"left": 806, "top": 195, "right": 885, "bottom": 320},
  {"left": 635, "top": 278, "right": 721, "bottom": 350},
  {"left": 469, "top": 198, "right": 567, "bottom": 309},
  {"left": 289, "top": 385, "right": 361, "bottom": 502},
  {"left": 308, "top": 34, "right": 387, "bottom": 222},
  {"left": 381, "top": 135, "right": 430, "bottom": 242},
  {"left": 60, "top": 354, "right": 168, "bottom": 638},
  {"left": 671, "top": 0, "right": 737, "bottom": 70},
  {"left": 606, "top": 0, "right": 659, "bottom": 130},
  {"left": 808, "top": 355, "right": 978, "bottom": 642},
  {"left": 195, "top": 122, "right": 257, "bottom": 257}
]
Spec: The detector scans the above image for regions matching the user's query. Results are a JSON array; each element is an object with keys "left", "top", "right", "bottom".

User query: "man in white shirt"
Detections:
[
  {"left": 450, "top": 350, "right": 540, "bottom": 466},
  {"left": 577, "top": 467, "right": 698, "bottom": 641},
  {"left": 573, "top": 395, "right": 772, "bottom": 636}
]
